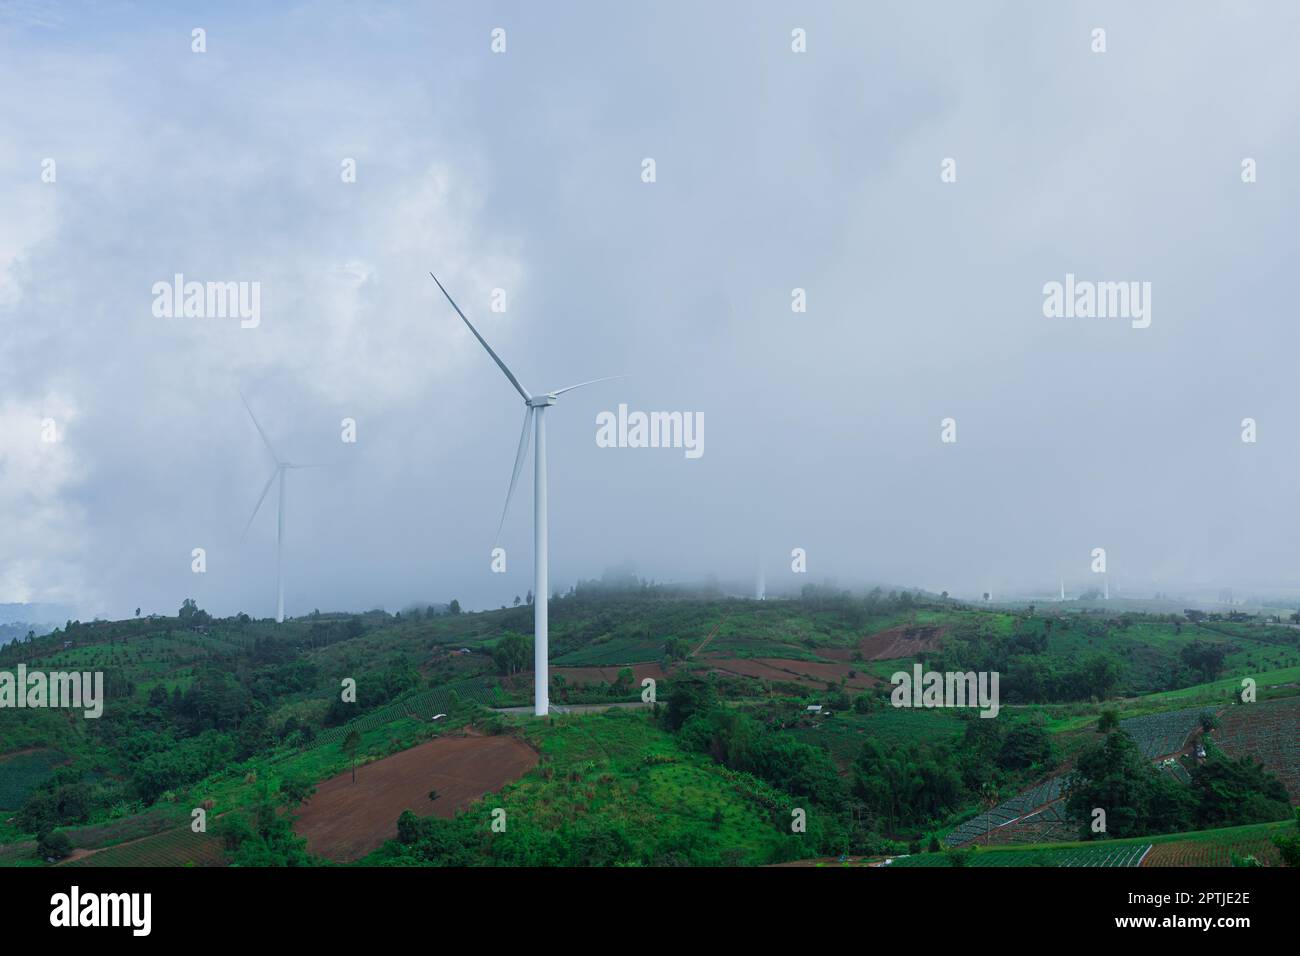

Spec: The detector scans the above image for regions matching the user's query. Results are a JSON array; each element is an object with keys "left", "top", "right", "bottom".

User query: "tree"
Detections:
[
  {"left": 998, "top": 724, "right": 1054, "bottom": 770},
  {"left": 37, "top": 830, "right": 72, "bottom": 861},
  {"left": 1273, "top": 808, "right": 1300, "bottom": 867},
  {"left": 428, "top": 789, "right": 440, "bottom": 804},
  {"left": 448, "top": 599, "right": 461, "bottom": 615},
  {"left": 1066, "top": 731, "right": 1195, "bottom": 839},
  {"left": 613, "top": 667, "right": 634, "bottom": 695},
  {"left": 343, "top": 730, "right": 362, "bottom": 783},
  {"left": 513, "top": 595, "right": 521, "bottom": 607},
  {"left": 1190, "top": 753, "right": 1290, "bottom": 827},
  {"left": 492, "top": 633, "right": 532, "bottom": 675},
  {"left": 1097, "top": 708, "right": 1120, "bottom": 734},
  {"left": 526, "top": 591, "right": 533, "bottom": 605},
  {"left": 1179, "top": 642, "right": 1227, "bottom": 683},
  {"left": 278, "top": 774, "right": 316, "bottom": 806},
  {"left": 135, "top": 607, "right": 141, "bottom": 618},
  {"left": 664, "top": 679, "right": 715, "bottom": 731},
  {"left": 178, "top": 598, "right": 210, "bottom": 627},
  {"left": 663, "top": 636, "right": 691, "bottom": 663}
]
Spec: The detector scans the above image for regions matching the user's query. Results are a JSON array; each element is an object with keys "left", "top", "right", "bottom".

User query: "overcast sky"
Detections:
[{"left": 2, "top": 1, "right": 1298, "bottom": 619}]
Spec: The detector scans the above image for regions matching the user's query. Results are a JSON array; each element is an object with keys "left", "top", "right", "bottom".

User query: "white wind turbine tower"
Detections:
[
  {"left": 431, "top": 272, "right": 618, "bottom": 717},
  {"left": 240, "top": 392, "right": 323, "bottom": 624}
]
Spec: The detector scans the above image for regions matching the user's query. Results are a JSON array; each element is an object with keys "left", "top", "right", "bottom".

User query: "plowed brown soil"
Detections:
[{"left": 294, "top": 734, "right": 538, "bottom": 861}]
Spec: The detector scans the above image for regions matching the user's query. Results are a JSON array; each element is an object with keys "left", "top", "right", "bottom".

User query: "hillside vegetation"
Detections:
[{"left": 2, "top": 583, "right": 1297, "bottom": 866}]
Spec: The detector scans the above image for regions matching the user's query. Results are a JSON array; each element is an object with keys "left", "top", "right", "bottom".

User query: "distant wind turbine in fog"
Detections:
[
  {"left": 431, "top": 272, "right": 619, "bottom": 717},
  {"left": 239, "top": 392, "right": 324, "bottom": 624}
]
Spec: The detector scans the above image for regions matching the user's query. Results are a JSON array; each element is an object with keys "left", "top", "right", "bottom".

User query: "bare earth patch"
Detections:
[
  {"left": 822, "top": 626, "right": 945, "bottom": 662},
  {"left": 551, "top": 662, "right": 675, "bottom": 686},
  {"left": 294, "top": 734, "right": 538, "bottom": 862},
  {"left": 703, "top": 657, "right": 878, "bottom": 690}
]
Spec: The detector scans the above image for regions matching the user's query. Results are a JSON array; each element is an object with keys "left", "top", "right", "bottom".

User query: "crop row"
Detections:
[
  {"left": 1120, "top": 706, "right": 1207, "bottom": 758},
  {"left": 61, "top": 827, "right": 226, "bottom": 867},
  {"left": 946, "top": 776, "right": 1067, "bottom": 846},
  {"left": 891, "top": 843, "right": 1151, "bottom": 867},
  {"left": 314, "top": 677, "right": 503, "bottom": 746}
]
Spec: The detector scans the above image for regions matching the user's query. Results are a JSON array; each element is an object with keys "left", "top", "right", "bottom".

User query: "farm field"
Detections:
[
  {"left": 550, "top": 662, "right": 675, "bottom": 688},
  {"left": 945, "top": 776, "right": 1068, "bottom": 846},
  {"left": 313, "top": 677, "right": 504, "bottom": 747},
  {"left": 819, "top": 625, "right": 945, "bottom": 662},
  {"left": 294, "top": 733, "right": 539, "bottom": 861},
  {"left": 1119, "top": 707, "right": 1208, "bottom": 759},
  {"left": 1142, "top": 838, "right": 1280, "bottom": 866},
  {"left": 702, "top": 656, "right": 878, "bottom": 690},
  {"left": 60, "top": 826, "right": 226, "bottom": 868},
  {"left": 1212, "top": 696, "right": 1300, "bottom": 799},
  {"left": 894, "top": 819, "right": 1296, "bottom": 867},
  {"left": 889, "top": 843, "right": 1152, "bottom": 867},
  {"left": 982, "top": 801, "right": 1076, "bottom": 846}
]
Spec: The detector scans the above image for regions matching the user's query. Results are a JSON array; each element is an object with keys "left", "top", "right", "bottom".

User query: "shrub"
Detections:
[{"left": 36, "top": 830, "right": 73, "bottom": 861}]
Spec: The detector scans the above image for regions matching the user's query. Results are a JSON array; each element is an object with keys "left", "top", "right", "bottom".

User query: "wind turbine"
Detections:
[
  {"left": 240, "top": 392, "right": 322, "bottom": 624},
  {"left": 431, "top": 272, "right": 617, "bottom": 717}
]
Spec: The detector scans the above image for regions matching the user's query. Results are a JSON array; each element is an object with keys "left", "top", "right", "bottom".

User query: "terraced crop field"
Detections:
[
  {"left": 985, "top": 801, "right": 1075, "bottom": 845},
  {"left": 61, "top": 826, "right": 226, "bottom": 867},
  {"left": 890, "top": 843, "right": 1151, "bottom": 867},
  {"left": 552, "top": 639, "right": 666, "bottom": 666},
  {"left": 1142, "top": 838, "right": 1280, "bottom": 867},
  {"left": 315, "top": 677, "right": 503, "bottom": 746},
  {"left": 1212, "top": 695, "right": 1300, "bottom": 799},
  {"left": 1120, "top": 707, "right": 1208, "bottom": 758},
  {"left": 946, "top": 776, "right": 1068, "bottom": 846}
]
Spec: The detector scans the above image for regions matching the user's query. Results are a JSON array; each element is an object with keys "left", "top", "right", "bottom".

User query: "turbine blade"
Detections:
[
  {"left": 496, "top": 406, "right": 534, "bottom": 542},
  {"left": 548, "top": 375, "right": 624, "bottom": 397},
  {"left": 430, "top": 272, "right": 531, "bottom": 401},
  {"left": 241, "top": 468, "right": 279, "bottom": 542},
  {"left": 239, "top": 391, "right": 280, "bottom": 463}
]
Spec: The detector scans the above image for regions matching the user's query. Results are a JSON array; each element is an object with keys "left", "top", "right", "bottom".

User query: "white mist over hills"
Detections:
[{"left": 2, "top": 3, "right": 1299, "bottom": 621}]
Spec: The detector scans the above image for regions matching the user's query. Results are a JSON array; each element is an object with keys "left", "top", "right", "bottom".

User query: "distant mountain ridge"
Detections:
[{"left": 0, "top": 603, "right": 76, "bottom": 645}]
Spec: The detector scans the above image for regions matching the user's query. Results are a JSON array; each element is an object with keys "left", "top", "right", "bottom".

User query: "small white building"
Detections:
[{"left": 806, "top": 704, "right": 822, "bottom": 714}]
